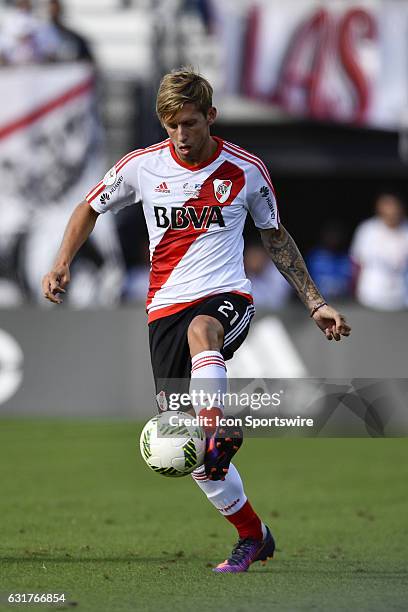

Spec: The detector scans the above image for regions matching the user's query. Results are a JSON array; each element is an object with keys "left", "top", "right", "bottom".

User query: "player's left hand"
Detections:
[{"left": 311, "top": 304, "right": 351, "bottom": 341}]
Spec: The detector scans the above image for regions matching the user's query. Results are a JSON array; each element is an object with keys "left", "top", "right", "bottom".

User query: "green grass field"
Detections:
[{"left": 0, "top": 420, "right": 407, "bottom": 612}]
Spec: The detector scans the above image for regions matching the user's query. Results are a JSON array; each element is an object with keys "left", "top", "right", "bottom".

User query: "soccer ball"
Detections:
[{"left": 140, "top": 411, "right": 206, "bottom": 477}]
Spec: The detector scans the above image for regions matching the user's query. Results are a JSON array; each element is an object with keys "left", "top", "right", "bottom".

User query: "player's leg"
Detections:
[
  {"left": 149, "top": 308, "right": 194, "bottom": 411},
  {"left": 187, "top": 313, "right": 227, "bottom": 430},
  {"left": 187, "top": 293, "right": 275, "bottom": 572},
  {"left": 187, "top": 293, "right": 256, "bottom": 478},
  {"left": 187, "top": 312, "right": 243, "bottom": 478}
]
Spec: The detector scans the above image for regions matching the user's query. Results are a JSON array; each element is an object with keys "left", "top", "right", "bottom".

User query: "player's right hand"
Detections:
[{"left": 42, "top": 264, "right": 70, "bottom": 304}]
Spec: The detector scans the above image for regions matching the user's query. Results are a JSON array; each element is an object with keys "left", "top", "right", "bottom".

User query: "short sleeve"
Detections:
[
  {"left": 85, "top": 155, "right": 142, "bottom": 214},
  {"left": 246, "top": 163, "right": 279, "bottom": 229}
]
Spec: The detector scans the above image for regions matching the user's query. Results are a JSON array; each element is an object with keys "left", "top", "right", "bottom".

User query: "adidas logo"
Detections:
[
  {"left": 100, "top": 193, "right": 110, "bottom": 204},
  {"left": 154, "top": 182, "right": 170, "bottom": 193}
]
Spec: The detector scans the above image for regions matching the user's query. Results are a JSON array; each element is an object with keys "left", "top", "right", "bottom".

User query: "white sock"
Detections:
[
  {"left": 192, "top": 464, "right": 268, "bottom": 539},
  {"left": 191, "top": 462, "right": 247, "bottom": 515},
  {"left": 190, "top": 352, "right": 269, "bottom": 534},
  {"left": 190, "top": 350, "right": 227, "bottom": 415}
]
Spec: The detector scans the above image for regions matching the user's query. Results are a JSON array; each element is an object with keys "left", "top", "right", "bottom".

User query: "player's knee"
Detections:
[{"left": 187, "top": 315, "right": 224, "bottom": 351}]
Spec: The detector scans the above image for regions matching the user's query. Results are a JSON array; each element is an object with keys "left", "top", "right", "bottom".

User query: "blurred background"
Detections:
[{"left": 0, "top": 0, "right": 407, "bottom": 417}]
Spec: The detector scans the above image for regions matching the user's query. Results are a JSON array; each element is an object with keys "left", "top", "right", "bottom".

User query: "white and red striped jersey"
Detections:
[{"left": 85, "top": 137, "right": 279, "bottom": 322}]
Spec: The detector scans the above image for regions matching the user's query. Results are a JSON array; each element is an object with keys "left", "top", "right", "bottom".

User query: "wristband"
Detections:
[{"left": 310, "top": 302, "right": 327, "bottom": 317}]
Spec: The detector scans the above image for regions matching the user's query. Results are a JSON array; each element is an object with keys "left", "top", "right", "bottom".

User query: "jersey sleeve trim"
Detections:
[
  {"left": 85, "top": 140, "right": 170, "bottom": 205},
  {"left": 86, "top": 182, "right": 105, "bottom": 204},
  {"left": 115, "top": 139, "right": 170, "bottom": 172}
]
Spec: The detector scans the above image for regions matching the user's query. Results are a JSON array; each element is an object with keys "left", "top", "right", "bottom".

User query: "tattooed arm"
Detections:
[{"left": 260, "top": 225, "right": 351, "bottom": 341}]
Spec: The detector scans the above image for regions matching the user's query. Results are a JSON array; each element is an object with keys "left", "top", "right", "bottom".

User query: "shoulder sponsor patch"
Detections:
[
  {"left": 103, "top": 166, "right": 117, "bottom": 187},
  {"left": 259, "top": 185, "right": 276, "bottom": 219}
]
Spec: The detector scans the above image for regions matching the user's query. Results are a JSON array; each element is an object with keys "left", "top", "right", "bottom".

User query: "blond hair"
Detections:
[{"left": 156, "top": 67, "right": 213, "bottom": 124}]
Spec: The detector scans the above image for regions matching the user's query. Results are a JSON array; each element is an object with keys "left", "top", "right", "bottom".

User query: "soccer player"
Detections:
[{"left": 42, "top": 68, "right": 351, "bottom": 573}]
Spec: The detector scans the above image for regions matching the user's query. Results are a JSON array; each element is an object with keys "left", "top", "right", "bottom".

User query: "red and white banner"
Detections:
[
  {"left": 211, "top": 0, "right": 408, "bottom": 129},
  {"left": 0, "top": 63, "right": 122, "bottom": 306},
  {"left": 0, "top": 63, "right": 103, "bottom": 215}
]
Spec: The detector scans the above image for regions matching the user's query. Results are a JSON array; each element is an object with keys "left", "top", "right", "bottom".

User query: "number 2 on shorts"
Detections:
[{"left": 218, "top": 300, "right": 239, "bottom": 326}]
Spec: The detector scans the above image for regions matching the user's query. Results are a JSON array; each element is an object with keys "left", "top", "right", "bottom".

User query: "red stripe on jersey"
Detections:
[
  {"left": 223, "top": 139, "right": 275, "bottom": 190},
  {"left": 116, "top": 142, "right": 169, "bottom": 172},
  {"left": 231, "top": 291, "right": 254, "bottom": 303},
  {"left": 223, "top": 144, "right": 280, "bottom": 223},
  {"left": 223, "top": 140, "right": 271, "bottom": 175},
  {"left": 147, "top": 291, "right": 253, "bottom": 323},
  {"left": 86, "top": 180, "right": 104, "bottom": 201},
  {"left": 116, "top": 140, "right": 170, "bottom": 172},
  {"left": 147, "top": 161, "right": 246, "bottom": 309},
  {"left": 86, "top": 141, "right": 170, "bottom": 204},
  {"left": 86, "top": 183, "right": 105, "bottom": 203},
  {"left": 223, "top": 143, "right": 275, "bottom": 195}
]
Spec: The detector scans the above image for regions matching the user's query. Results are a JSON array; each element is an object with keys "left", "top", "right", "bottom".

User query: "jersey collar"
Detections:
[{"left": 169, "top": 136, "right": 223, "bottom": 171}]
